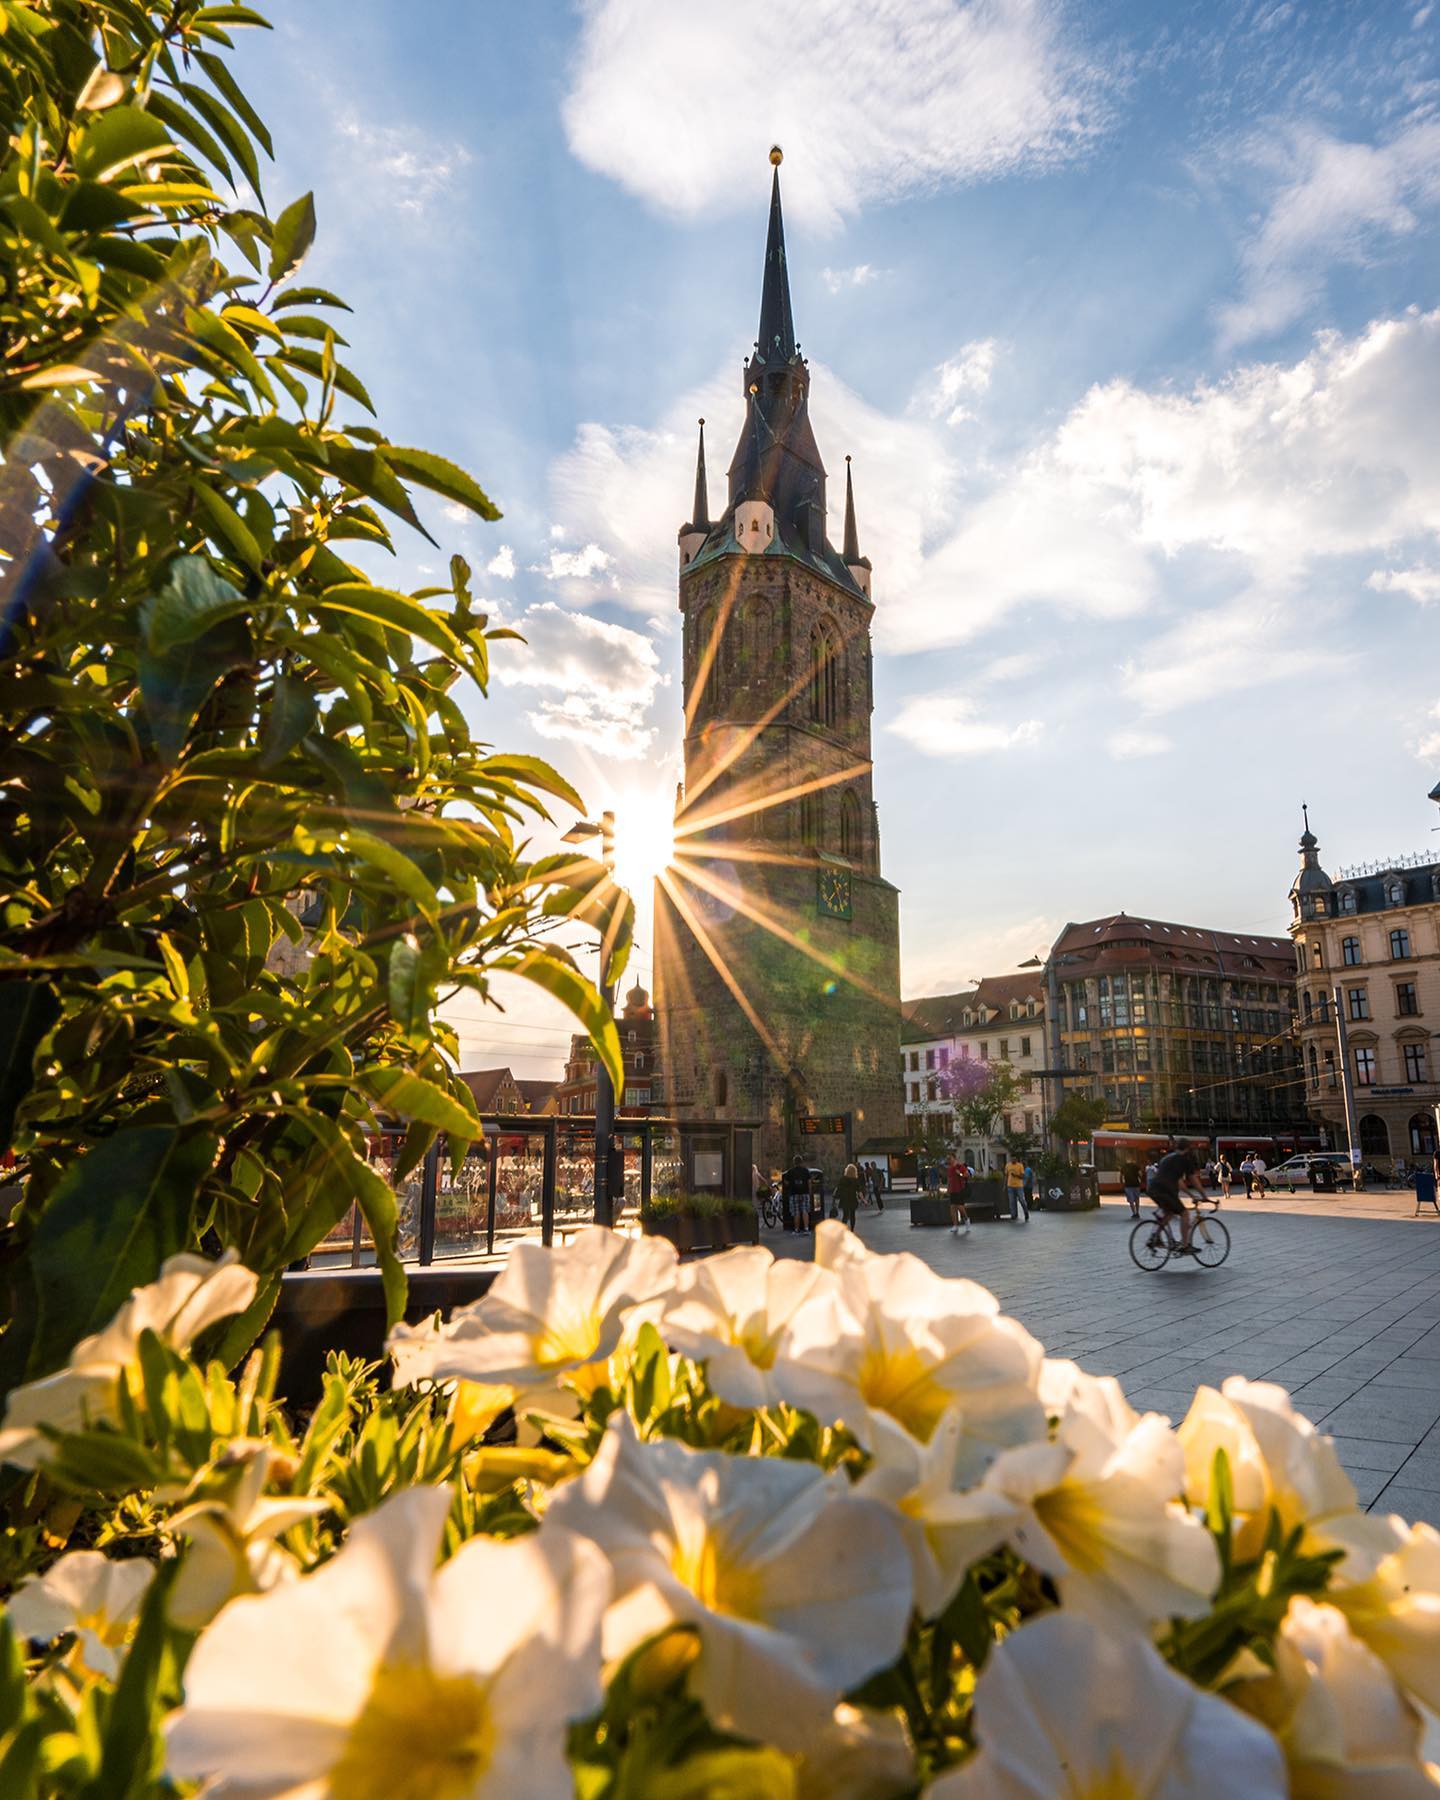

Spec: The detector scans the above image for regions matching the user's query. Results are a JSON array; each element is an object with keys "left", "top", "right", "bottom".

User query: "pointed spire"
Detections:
[
  {"left": 690, "top": 418, "right": 709, "bottom": 531},
  {"left": 1300, "top": 802, "right": 1316, "bottom": 850},
  {"left": 843, "top": 456, "right": 860, "bottom": 562},
  {"left": 757, "top": 147, "right": 797, "bottom": 364}
]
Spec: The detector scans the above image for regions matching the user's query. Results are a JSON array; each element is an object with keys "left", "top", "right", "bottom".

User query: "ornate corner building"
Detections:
[
  {"left": 1288, "top": 786, "right": 1440, "bottom": 1166},
  {"left": 653, "top": 153, "right": 904, "bottom": 1174}
]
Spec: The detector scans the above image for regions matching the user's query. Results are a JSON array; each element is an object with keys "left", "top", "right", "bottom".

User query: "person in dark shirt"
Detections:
[
  {"left": 1148, "top": 1146, "right": 1205, "bottom": 1253},
  {"left": 782, "top": 1156, "right": 808, "bottom": 1233},
  {"left": 836, "top": 1163, "right": 863, "bottom": 1231},
  {"left": 1120, "top": 1160, "right": 1142, "bottom": 1219}
]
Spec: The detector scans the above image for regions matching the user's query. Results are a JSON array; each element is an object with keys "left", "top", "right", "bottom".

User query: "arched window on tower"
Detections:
[
  {"left": 714, "top": 1069, "right": 728, "bottom": 1109},
  {"left": 839, "top": 790, "right": 863, "bottom": 864},
  {"left": 808, "top": 622, "right": 840, "bottom": 727},
  {"left": 750, "top": 598, "right": 774, "bottom": 679},
  {"left": 799, "top": 791, "right": 822, "bottom": 849},
  {"left": 701, "top": 605, "right": 724, "bottom": 711}
]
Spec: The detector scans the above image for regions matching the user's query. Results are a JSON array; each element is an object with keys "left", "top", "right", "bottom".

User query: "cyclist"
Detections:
[{"left": 1147, "top": 1144, "right": 1206, "bottom": 1254}]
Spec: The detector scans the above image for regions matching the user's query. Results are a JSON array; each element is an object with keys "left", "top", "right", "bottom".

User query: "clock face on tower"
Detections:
[{"left": 817, "top": 867, "right": 852, "bottom": 919}]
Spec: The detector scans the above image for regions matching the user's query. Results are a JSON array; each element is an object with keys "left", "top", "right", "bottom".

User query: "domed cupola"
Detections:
[{"left": 1289, "top": 805, "right": 1334, "bottom": 920}]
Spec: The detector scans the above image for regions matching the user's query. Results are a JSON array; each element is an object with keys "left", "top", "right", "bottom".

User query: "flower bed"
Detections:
[
  {"left": 1, "top": 1225, "right": 1436, "bottom": 1797},
  {"left": 640, "top": 1192, "right": 760, "bottom": 1251}
]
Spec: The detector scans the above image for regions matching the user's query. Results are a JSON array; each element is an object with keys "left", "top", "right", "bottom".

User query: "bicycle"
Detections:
[
  {"left": 1129, "top": 1199, "right": 1230, "bottom": 1272},
  {"left": 759, "top": 1183, "right": 784, "bottom": 1231}
]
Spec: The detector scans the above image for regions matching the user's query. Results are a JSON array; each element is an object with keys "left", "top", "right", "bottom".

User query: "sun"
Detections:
[{"left": 609, "top": 782, "right": 678, "bottom": 902}]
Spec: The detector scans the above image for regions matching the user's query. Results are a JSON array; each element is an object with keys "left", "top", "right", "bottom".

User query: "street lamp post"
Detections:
[{"left": 563, "top": 811, "right": 619, "bottom": 1226}]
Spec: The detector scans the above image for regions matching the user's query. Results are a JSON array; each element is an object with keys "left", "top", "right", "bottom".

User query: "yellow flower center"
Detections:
[
  {"left": 330, "top": 1662, "right": 494, "bottom": 1800},
  {"left": 74, "top": 1608, "right": 130, "bottom": 1650},
  {"left": 856, "top": 1344, "right": 950, "bottom": 1441},
  {"left": 1032, "top": 1481, "right": 1108, "bottom": 1575},
  {"left": 670, "top": 1530, "right": 763, "bottom": 1622},
  {"left": 530, "top": 1307, "right": 602, "bottom": 1370},
  {"left": 1068, "top": 1755, "right": 1144, "bottom": 1799},
  {"left": 737, "top": 1321, "right": 779, "bottom": 1370}
]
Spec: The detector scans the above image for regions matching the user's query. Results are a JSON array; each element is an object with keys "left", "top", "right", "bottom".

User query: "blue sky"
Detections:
[{"left": 233, "top": 1, "right": 1440, "bottom": 1074}]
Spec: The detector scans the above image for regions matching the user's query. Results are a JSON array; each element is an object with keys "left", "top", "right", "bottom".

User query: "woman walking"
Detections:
[
  {"left": 836, "top": 1162, "right": 863, "bottom": 1232},
  {"left": 946, "top": 1154, "right": 971, "bottom": 1236}
]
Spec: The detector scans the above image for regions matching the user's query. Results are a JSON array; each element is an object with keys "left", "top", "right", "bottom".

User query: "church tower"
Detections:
[{"left": 654, "top": 149, "right": 904, "bottom": 1175}]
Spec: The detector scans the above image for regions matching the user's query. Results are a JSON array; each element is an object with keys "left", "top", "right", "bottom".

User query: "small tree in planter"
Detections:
[
  {"left": 1049, "top": 1092, "right": 1110, "bottom": 1163},
  {"left": 938, "top": 1059, "right": 1025, "bottom": 1169}
]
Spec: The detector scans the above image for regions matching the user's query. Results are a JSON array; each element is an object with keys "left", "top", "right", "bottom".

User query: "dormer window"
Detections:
[
  {"left": 1340, "top": 888, "right": 1357, "bottom": 914},
  {"left": 1387, "top": 879, "right": 1405, "bottom": 907}
]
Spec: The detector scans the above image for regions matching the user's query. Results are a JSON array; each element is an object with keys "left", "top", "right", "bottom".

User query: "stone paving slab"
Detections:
[{"left": 768, "top": 1188, "right": 1440, "bottom": 1527}]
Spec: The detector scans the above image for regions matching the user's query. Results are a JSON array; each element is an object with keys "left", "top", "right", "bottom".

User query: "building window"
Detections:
[
  {"left": 799, "top": 791, "right": 822, "bottom": 848},
  {"left": 1324, "top": 1049, "right": 1337, "bottom": 1089},
  {"left": 1342, "top": 936, "right": 1360, "bottom": 966},
  {"left": 1296, "top": 943, "right": 1307, "bottom": 973},
  {"left": 999, "top": 1039, "right": 1009, "bottom": 1060},
  {"left": 1387, "top": 880, "right": 1405, "bottom": 907},
  {"left": 714, "top": 1070, "right": 728, "bottom": 1108},
  {"left": 908, "top": 1051, "right": 918, "bottom": 1072},
  {"left": 1340, "top": 888, "right": 1357, "bottom": 913},
  {"left": 1397, "top": 982, "right": 1419, "bottom": 1016},
  {"left": 1390, "top": 928, "right": 1412, "bottom": 960},
  {"left": 1354, "top": 1046, "right": 1376, "bottom": 1086},
  {"left": 839, "top": 790, "right": 863, "bottom": 862},
  {"left": 635, "top": 1052, "right": 645, "bottom": 1070},
  {"left": 1347, "top": 988, "right": 1369, "bottom": 1021},
  {"left": 808, "top": 622, "right": 839, "bottom": 727},
  {"left": 979, "top": 1043, "right": 989, "bottom": 1062},
  {"left": 1411, "top": 1112, "right": 1438, "bottom": 1156},
  {"left": 1403, "top": 1043, "right": 1427, "bottom": 1084},
  {"left": 1311, "top": 941, "right": 1324, "bottom": 969},
  {"left": 939, "top": 1047, "right": 950, "bottom": 1067},
  {"left": 908, "top": 1082, "right": 919, "bottom": 1104},
  {"left": 1308, "top": 1045, "right": 1319, "bottom": 1085},
  {"left": 925, "top": 1049, "right": 936, "bottom": 1070},
  {"left": 1360, "top": 1113, "right": 1389, "bottom": 1156},
  {"left": 1302, "top": 991, "right": 1313, "bottom": 1022},
  {"left": 1020, "top": 1036, "right": 1031, "bottom": 1057}
]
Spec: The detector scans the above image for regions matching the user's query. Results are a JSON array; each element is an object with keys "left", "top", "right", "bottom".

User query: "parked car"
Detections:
[{"left": 1264, "top": 1153, "right": 1352, "bottom": 1191}]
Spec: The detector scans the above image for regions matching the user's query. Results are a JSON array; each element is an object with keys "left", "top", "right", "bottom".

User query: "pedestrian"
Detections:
[
  {"left": 1252, "top": 1153, "right": 1268, "bottom": 1196},
  {"left": 1215, "top": 1155, "right": 1233, "bottom": 1201},
  {"left": 1023, "top": 1160, "right": 1036, "bottom": 1213},
  {"left": 782, "top": 1155, "right": 807, "bottom": 1233},
  {"left": 867, "top": 1162, "right": 885, "bottom": 1212},
  {"left": 946, "top": 1154, "right": 971, "bottom": 1236},
  {"left": 836, "top": 1162, "right": 862, "bottom": 1231},
  {"left": 1120, "top": 1158, "right": 1142, "bottom": 1219},
  {"left": 1005, "top": 1153, "right": 1029, "bottom": 1223},
  {"left": 1239, "top": 1153, "right": 1255, "bottom": 1196}
]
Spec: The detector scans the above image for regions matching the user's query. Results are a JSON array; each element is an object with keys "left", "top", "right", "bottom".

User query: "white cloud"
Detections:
[
  {"left": 486, "top": 544, "right": 516, "bottom": 580},
  {"left": 532, "top": 543, "right": 613, "bottom": 581},
  {"left": 1107, "top": 728, "right": 1173, "bottom": 759},
  {"left": 562, "top": 0, "right": 1109, "bottom": 228},
  {"left": 1414, "top": 701, "right": 1440, "bottom": 762},
  {"left": 491, "top": 602, "right": 663, "bottom": 760},
  {"left": 441, "top": 501, "right": 469, "bottom": 524},
  {"left": 887, "top": 693, "right": 1043, "bottom": 757},
  {"left": 1216, "top": 119, "right": 1440, "bottom": 348},
  {"left": 1367, "top": 563, "right": 1440, "bottom": 604},
  {"left": 904, "top": 913, "right": 1060, "bottom": 995},
  {"left": 335, "top": 114, "right": 470, "bottom": 214},
  {"left": 821, "top": 263, "right": 884, "bottom": 293},
  {"left": 927, "top": 339, "right": 999, "bottom": 423},
  {"left": 976, "top": 648, "right": 1049, "bottom": 683}
]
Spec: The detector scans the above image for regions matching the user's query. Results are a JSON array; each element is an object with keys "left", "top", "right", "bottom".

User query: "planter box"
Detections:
[
  {"left": 641, "top": 1208, "right": 760, "bottom": 1252},
  {"left": 273, "top": 1265, "right": 499, "bottom": 1408},
  {"left": 910, "top": 1179, "right": 1005, "bottom": 1225}
]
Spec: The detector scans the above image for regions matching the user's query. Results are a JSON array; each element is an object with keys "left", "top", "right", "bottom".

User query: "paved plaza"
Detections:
[{"left": 770, "top": 1189, "right": 1440, "bottom": 1527}]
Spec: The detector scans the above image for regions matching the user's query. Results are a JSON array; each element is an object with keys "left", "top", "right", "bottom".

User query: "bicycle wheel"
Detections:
[
  {"left": 1191, "top": 1215, "right": 1231, "bottom": 1267},
  {"left": 1129, "top": 1219, "right": 1170, "bottom": 1272}
]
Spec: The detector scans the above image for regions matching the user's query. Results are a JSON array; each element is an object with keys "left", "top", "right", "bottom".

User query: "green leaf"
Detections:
[
  {"left": 142, "top": 553, "right": 247, "bottom": 653},
  {"left": 137, "top": 608, "right": 252, "bottom": 764},
  {"left": 384, "top": 445, "right": 501, "bottom": 522},
  {"left": 475, "top": 753, "right": 583, "bottom": 813},
  {"left": 259, "top": 672, "right": 319, "bottom": 768},
  {"left": 500, "top": 948, "right": 623, "bottom": 1097},
  {"left": 187, "top": 476, "right": 265, "bottom": 574},
  {"left": 387, "top": 936, "right": 435, "bottom": 1039},
  {"left": 268, "top": 190, "right": 316, "bottom": 282},
  {"left": 353, "top": 1156, "right": 406, "bottom": 1327},
  {"left": 74, "top": 104, "right": 174, "bottom": 181},
  {"left": 0, "top": 979, "right": 60, "bottom": 1155},
  {"left": 9, "top": 1126, "right": 218, "bottom": 1390},
  {"left": 275, "top": 344, "right": 373, "bottom": 413},
  {"left": 84, "top": 1562, "right": 176, "bottom": 1800},
  {"left": 312, "top": 583, "right": 474, "bottom": 670},
  {"left": 195, "top": 49, "right": 274, "bottom": 157},
  {"left": 343, "top": 828, "right": 441, "bottom": 920},
  {"left": 271, "top": 284, "right": 351, "bottom": 311},
  {"left": 359, "top": 1066, "right": 478, "bottom": 1140}
]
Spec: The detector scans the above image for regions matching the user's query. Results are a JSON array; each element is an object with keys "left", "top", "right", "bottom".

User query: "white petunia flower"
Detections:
[
  {"left": 656, "top": 1245, "right": 835, "bottom": 1411},
  {"left": 0, "top": 1253, "right": 258, "bottom": 1470},
  {"left": 944, "top": 1383, "right": 1219, "bottom": 1629},
  {"left": 386, "top": 1226, "right": 676, "bottom": 1402},
  {"left": 796, "top": 1702, "right": 916, "bottom": 1799},
  {"left": 858, "top": 1409, "right": 1020, "bottom": 1618},
  {"left": 166, "top": 1484, "right": 610, "bottom": 1800},
  {"left": 926, "top": 1611, "right": 1288, "bottom": 1799},
  {"left": 164, "top": 1441, "right": 328, "bottom": 1631},
  {"left": 774, "top": 1222, "right": 1044, "bottom": 1471},
  {"left": 1329, "top": 1517, "right": 1440, "bottom": 1715},
  {"left": 8, "top": 1550, "right": 154, "bottom": 1680},
  {"left": 1177, "top": 1378, "right": 1382, "bottom": 1565},
  {"left": 1226, "top": 1597, "right": 1436, "bottom": 1797},
  {"left": 546, "top": 1411, "right": 914, "bottom": 1751},
  {"left": 1040, "top": 1357, "right": 1142, "bottom": 1437}
]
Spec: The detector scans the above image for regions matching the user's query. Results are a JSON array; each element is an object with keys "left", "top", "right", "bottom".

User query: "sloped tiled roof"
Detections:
[{"left": 900, "top": 990, "right": 976, "bottom": 1043}]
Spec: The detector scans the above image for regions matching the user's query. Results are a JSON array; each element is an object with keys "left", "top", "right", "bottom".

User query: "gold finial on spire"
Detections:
[{"left": 769, "top": 144, "right": 783, "bottom": 166}]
